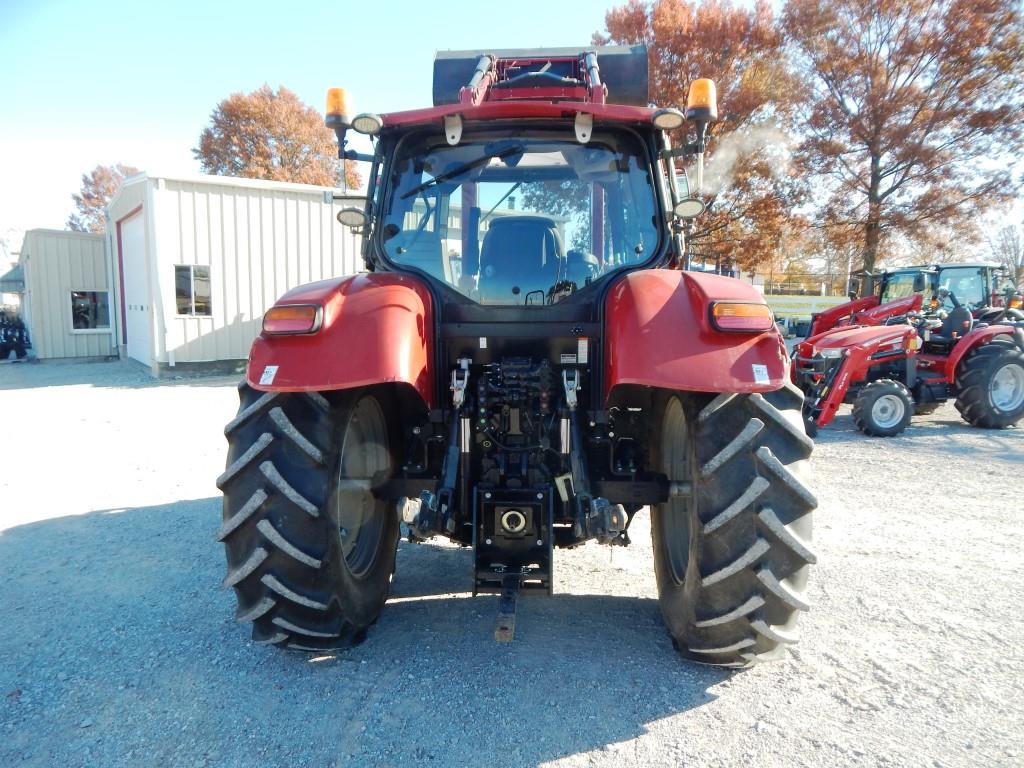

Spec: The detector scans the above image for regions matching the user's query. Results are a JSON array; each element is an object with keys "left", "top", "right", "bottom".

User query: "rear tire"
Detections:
[
  {"left": 217, "top": 384, "right": 399, "bottom": 650},
  {"left": 955, "top": 339, "right": 1024, "bottom": 428},
  {"left": 852, "top": 379, "right": 913, "bottom": 436},
  {"left": 651, "top": 384, "right": 817, "bottom": 667}
]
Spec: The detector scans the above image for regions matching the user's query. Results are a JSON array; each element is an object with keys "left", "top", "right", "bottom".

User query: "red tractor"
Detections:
[
  {"left": 795, "top": 286, "right": 1024, "bottom": 436},
  {"left": 804, "top": 262, "right": 1023, "bottom": 339},
  {"left": 216, "top": 47, "right": 816, "bottom": 667}
]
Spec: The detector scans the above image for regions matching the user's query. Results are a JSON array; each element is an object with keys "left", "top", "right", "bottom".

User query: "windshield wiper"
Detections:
[{"left": 401, "top": 145, "right": 524, "bottom": 200}]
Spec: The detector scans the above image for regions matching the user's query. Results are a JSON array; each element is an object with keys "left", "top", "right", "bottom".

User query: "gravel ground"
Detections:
[{"left": 1, "top": 359, "right": 1022, "bottom": 767}]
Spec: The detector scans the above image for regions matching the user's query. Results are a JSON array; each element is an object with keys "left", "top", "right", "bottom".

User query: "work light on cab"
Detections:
[
  {"left": 652, "top": 107, "right": 685, "bottom": 131},
  {"left": 351, "top": 113, "right": 383, "bottom": 135},
  {"left": 263, "top": 305, "right": 322, "bottom": 335},
  {"left": 709, "top": 301, "right": 773, "bottom": 332}
]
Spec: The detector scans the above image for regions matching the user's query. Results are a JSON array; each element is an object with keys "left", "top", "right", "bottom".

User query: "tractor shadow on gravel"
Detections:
[{"left": 1, "top": 498, "right": 731, "bottom": 767}]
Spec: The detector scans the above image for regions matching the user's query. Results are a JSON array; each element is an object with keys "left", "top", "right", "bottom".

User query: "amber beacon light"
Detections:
[
  {"left": 709, "top": 302, "right": 773, "bottom": 332},
  {"left": 325, "top": 87, "right": 351, "bottom": 130},
  {"left": 685, "top": 78, "right": 718, "bottom": 123}
]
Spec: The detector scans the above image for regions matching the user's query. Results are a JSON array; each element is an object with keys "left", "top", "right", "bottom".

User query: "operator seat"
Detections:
[
  {"left": 565, "top": 249, "right": 600, "bottom": 288},
  {"left": 478, "top": 216, "right": 565, "bottom": 304},
  {"left": 923, "top": 305, "right": 974, "bottom": 354}
]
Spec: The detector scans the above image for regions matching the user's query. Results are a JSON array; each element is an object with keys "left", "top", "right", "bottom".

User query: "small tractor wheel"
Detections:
[
  {"left": 955, "top": 338, "right": 1024, "bottom": 428},
  {"left": 217, "top": 384, "right": 399, "bottom": 651},
  {"left": 651, "top": 384, "right": 816, "bottom": 667},
  {"left": 852, "top": 379, "right": 913, "bottom": 436}
]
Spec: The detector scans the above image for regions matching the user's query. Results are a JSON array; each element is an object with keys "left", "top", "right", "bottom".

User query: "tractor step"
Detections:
[{"left": 494, "top": 574, "right": 522, "bottom": 642}]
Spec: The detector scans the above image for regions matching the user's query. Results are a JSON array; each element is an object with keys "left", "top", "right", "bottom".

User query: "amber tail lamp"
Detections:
[
  {"left": 263, "top": 305, "right": 322, "bottom": 335},
  {"left": 709, "top": 302, "right": 774, "bottom": 333}
]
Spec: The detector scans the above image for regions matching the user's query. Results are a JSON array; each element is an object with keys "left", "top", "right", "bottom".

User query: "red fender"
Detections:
[
  {"left": 604, "top": 270, "right": 789, "bottom": 400},
  {"left": 942, "top": 324, "right": 1020, "bottom": 380},
  {"left": 246, "top": 273, "right": 435, "bottom": 407}
]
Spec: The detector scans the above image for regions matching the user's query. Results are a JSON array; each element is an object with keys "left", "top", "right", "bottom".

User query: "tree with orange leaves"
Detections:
[
  {"left": 68, "top": 164, "right": 139, "bottom": 234},
  {"left": 784, "top": 0, "right": 1024, "bottom": 276},
  {"left": 194, "top": 85, "right": 359, "bottom": 189},
  {"left": 596, "top": 0, "right": 804, "bottom": 272}
]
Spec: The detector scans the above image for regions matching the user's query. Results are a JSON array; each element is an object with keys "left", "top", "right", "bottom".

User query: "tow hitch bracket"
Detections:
[{"left": 494, "top": 574, "right": 522, "bottom": 642}]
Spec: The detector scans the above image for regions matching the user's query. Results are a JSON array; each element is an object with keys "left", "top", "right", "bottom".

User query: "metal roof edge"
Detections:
[{"left": 125, "top": 170, "right": 361, "bottom": 196}]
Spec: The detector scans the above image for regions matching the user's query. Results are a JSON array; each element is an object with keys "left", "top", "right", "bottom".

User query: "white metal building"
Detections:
[
  {"left": 106, "top": 172, "right": 362, "bottom": 374},
  {"left": 19, "top": 229, "right": 115, "bottom": 359}
]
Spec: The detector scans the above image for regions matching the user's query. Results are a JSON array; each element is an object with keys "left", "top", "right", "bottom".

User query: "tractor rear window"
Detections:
[
  {"left": 380, "top": 132, "right": 659, "bottom": 305},
  {"left": 937, "top": 267, "right": 985, "bottom": 310},
  {"left": 880, "top": 272, "right": 922, "bottom": 302}
]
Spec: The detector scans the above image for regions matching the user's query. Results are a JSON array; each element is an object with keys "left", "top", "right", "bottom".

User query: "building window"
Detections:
[
  {"left": 70, "top": 291, "right": 111, "bottom": 330},
  {"left": 175, "top": 265, "right": 212, "bottom": 316}
]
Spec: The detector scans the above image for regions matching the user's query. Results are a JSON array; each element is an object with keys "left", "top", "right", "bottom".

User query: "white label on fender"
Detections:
[
  {"left": 259, "top": 365, "right": 279, "bottom": 385},
  {"left": 752, "top": 364, "right": 769, "bottom": 384},
  {"left": 578, "top": 337, "right": 589, "bottom": 364}
]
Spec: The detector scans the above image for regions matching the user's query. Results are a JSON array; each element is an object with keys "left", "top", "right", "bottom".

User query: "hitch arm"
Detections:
[{"left": 562, "top": 370, "right": 628, "bottom": 544}]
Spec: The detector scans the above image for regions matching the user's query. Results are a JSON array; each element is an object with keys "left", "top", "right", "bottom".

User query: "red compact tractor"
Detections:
[
  {"left": 795, "top": 286, "right": 1024, "bottom": 436},
  {"left": 804, "top": 262, "right": 1023, "bottom": 339},
  {"left": 216, "top": 47, "right": 817, "bottom": 667}
]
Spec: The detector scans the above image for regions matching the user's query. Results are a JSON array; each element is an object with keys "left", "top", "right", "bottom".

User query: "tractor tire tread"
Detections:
[
  {"left": 954, "top": 342, "right": 1024, "bottom": 428},
  {"left": 851, "top": 379, "right": 913, "bottom": 437},
  {"left": 219, "top": 385, "right": 398, "bottom": 651},
  {"left": 654, "top": 387, "right": 816, "bottom": 667}
]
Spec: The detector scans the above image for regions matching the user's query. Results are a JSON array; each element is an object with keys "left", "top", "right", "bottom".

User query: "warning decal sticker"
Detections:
[{"left": 259, "top": 365, "right": 279, "bottom": 385}]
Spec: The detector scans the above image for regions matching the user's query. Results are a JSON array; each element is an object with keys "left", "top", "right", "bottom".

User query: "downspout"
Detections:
[
  {"left": 104, "top": 213, "right": 120, "bottom": 357},
  {"left": 145, "top": 178, "right": 169, "bottom": 375}
]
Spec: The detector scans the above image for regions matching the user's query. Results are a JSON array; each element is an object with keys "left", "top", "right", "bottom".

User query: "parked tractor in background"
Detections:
[
  {"left": 805, "top": 262, "right": 1022, "bottom": 340},
  {"left": 795, "top": 283, "right": 1024, "bottom": 436},
  {"left": 216, "top": 47, "right": 817, "bottom": 667}
]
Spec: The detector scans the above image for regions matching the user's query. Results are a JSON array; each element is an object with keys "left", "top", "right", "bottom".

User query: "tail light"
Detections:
[
  {"left": 709, "top": 302, "right": 774, "bottom": 332},
  {"left": 263, "top": 305, "right": 322, "bottom": 335}
]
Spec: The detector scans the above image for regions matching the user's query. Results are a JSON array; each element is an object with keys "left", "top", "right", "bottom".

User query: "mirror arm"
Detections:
[
  {"left": 341, "top": 149, "right": 376, "bottom": 163},
  {"left": 660, "top": 133, "right": 688, "bottom": 269},
  {"left": 660, "top": 144, "right": 700, "bottom": 160}
]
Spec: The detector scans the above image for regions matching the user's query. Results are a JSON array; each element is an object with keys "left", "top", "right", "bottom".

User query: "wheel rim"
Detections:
[
  {"left": 990, "top": 363, "right": 1024, "bottom": 412},
  {"left": 659, "top": 398, "right": 691, "bottom": 586},
  {"left": 336, "top": 396, "right": 389, "bottom": 578},
  {"left": 870, "top": 393, "right": 906, "bottom": 429}
]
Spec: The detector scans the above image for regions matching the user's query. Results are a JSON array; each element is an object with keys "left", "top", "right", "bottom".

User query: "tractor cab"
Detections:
[{"left": 379, "top": 131, "right": 659, "bottom": 307}]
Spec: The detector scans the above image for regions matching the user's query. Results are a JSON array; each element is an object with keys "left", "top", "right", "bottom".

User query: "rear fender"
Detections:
[
  {"left": 604, "top": 270, "right": 788, "bottom": 401},
  {"left": 246, "top": 273, "right": 435, "bottom": 408},
  {"left": 945, "top": 324, "right": 1019, "bottom": 379}
]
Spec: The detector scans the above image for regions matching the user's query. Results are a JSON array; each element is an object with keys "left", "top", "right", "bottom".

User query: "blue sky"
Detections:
[{"left": 0, "top": 0, "right": 620, "bottom": 245}]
